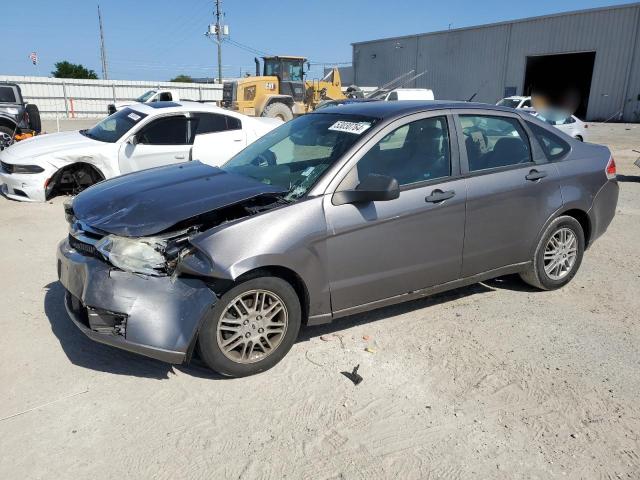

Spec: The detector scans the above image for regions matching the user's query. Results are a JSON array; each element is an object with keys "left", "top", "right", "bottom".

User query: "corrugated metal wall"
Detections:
[
  {"left": 353, "top": 3, "right": 640, "bottom": 121},
  {"left": 0, "top": 76, "right": 223, "bottom": 119}
]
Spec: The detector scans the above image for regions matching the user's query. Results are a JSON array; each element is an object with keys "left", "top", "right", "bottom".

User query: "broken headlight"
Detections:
[{"left": 96, "top": 235, "right": 167, "bottom": 276}]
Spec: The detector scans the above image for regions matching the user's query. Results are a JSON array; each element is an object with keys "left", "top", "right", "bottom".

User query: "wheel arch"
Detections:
[
  {"left": 234, "top": 265, "right": 311, "bottom": 324},
  {"left": 529, "top": 207, "right": 592, "bottom": 260},
  {"left": 560, "top": 208, "right": 592, "bottom": 247},
  {"left": 0, "top": 115, "right": 18, "bottom": 130},
  {"left": 45, "top": 162, "right": 106, "bottom": 200}
]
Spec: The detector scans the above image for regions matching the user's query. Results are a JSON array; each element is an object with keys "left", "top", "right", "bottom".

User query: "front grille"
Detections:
[
  {"left": 69, "top": 234, "right": 101, "bottom": 258},
  {"left": 0, "top": 160, "right": 14, "bottom": 174}
]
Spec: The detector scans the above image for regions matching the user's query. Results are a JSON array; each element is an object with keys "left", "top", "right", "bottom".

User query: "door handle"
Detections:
[
  {"left": 233, "top": 138, "right": 243, "bottom": 142},
  {"left": 525, "top": 169, "right": 547, "bottom": 181},
  {"left": 174, "top": 154, "right": 186, "bottom": 160},
  {"left": 425, "top": 189, "right": 455, "bottom": 203}
]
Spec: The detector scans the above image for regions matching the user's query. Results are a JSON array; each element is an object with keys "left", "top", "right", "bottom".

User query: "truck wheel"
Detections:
[
  {"left": 198, "top": 276, "right": 301, "bottom": 377},
  {"left": 26, "top": 104, "right": 41, "bottom": 133},
  {"left": 262, "top": 102, "right": 293, "bottom": 121},
  {"left": 519, "top": 215, "right": 585, "bottom": 290},
  {"left": 0, "top": 126, "right": 15, "bottom": 151}
]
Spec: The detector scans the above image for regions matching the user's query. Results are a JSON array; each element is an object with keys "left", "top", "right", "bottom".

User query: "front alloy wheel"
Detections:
[
  {"left": 198, "top": 276, "right": 301, "bottom": 377},
  {"left": 216, "top": 289, "right": 288, "bottom": 364}
]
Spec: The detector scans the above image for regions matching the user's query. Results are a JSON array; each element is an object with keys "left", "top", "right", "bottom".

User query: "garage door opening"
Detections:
[{"left": 523, "top": 52, "right": 596, "bottom": 119}]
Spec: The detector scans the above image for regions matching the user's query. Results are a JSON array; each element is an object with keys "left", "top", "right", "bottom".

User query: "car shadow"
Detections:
[
  {"left": 299, "top": 274, "right": 537, "bottom": 341},
  {"left": 617, "top": 174, "right": 640, "bottom": 183},
  {"left": 483, "top": 273, "right": 540, "bottom": 292},
  {"left": 44, "top": 273, "right": 532, "bottom": 378}
]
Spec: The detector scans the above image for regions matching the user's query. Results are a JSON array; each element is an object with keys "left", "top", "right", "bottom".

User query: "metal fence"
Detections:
[{"left": 0, "top": 76, "right": 223, "bottom": 119}]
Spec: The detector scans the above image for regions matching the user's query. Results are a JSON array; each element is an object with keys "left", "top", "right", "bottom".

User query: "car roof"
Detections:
[
  {"left": 313, "top": 100, "right": 516, "bottom": 119},
  {"left": 128, "top": 101, "right": 240, "bottom": 117}
]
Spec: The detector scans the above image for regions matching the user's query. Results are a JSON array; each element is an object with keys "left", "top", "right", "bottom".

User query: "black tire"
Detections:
[
  {"left": 575, "top": 135, "right": 583, "bottom": 142},
  {"left": 198, "top": 276, "right": 301, "bottom": 377},
  {"left": 519, "top": 215, "right": 585, "bottom": 290},
  {"left": 262, "top": 102, "right": 293, "bottom": 121},
  {"left": 26, "top": 104, "right": 41, "bottom": 133},
  {"left": 0, "top": 125, "right": 15, "bottom": 151}
]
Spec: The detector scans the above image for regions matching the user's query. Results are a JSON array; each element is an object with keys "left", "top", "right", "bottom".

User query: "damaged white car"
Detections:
[{"left": 0, "top": 101, "right": 281, "bottom": 202}]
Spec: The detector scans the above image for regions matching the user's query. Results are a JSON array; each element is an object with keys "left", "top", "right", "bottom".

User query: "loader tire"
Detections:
[{"left": 262, "top": 102, "right": 293, "bottom": 122}]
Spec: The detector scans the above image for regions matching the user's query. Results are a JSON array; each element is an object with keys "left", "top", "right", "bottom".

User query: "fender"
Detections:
[{"left": 189, "top": 196, "right": 332, "bottom": 322}]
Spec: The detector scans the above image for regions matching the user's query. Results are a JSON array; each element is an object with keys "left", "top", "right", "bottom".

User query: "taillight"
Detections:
[{"left": 606, "top": 156, "right": 616, "bottom": 180}]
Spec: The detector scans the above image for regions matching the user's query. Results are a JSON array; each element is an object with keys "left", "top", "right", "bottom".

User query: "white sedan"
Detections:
[
  {"left": 0, "top": 101, "right": 281, "bottom": 202},
  {"left": 532, "top": 113, "right": 589, "bottom": 141}
]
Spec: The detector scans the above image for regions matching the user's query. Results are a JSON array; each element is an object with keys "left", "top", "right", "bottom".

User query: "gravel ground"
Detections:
[{"left": 0, "top": 122, "right": 639, "bottom": 479}]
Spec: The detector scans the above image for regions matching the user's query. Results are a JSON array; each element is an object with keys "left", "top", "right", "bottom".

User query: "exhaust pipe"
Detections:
[{"left": 255, "top": 57, "right": 260, "bottom": 77}]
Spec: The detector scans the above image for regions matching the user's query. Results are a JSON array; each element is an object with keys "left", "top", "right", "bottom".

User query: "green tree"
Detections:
[
  {"left": 170, "top": 74, "right": 193, "bottom": 83},
  {"left": 52, "top": 61, "right": 98, "bottom": 79}
]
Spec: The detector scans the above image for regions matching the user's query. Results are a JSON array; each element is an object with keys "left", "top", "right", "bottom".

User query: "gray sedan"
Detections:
[{"left": 57, "top": 101, "right": 619, "bottom": 377}]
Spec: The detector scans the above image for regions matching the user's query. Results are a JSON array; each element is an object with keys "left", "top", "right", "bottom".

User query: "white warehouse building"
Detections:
[{"left": 352, "top": 2, "right": 640, "bottom": 121}]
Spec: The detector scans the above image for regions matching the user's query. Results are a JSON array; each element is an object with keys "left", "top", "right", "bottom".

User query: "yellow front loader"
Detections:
[{"left": 221, "top": 56, "right": 345, "bottom": 121}]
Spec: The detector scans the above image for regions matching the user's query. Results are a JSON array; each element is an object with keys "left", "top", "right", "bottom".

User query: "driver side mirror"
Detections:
[
  {"left": 332, "top": 174, "right": 400, "bottom": 206},
  {"left": 126, "top": 135, "right": 138, "bottom": 146}
]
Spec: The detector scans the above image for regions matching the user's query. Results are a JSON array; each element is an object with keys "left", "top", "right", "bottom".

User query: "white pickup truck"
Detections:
[{"left": 107, "top": 89, "right": 182, "bottom": 115}]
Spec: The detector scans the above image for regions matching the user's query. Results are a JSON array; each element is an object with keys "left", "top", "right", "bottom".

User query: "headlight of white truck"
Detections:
[{"left": 96, "top": 235, "right": 167, "bottom": 276}]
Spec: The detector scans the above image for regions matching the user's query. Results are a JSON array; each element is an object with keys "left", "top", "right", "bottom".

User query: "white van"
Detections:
[{"left": 384, "top": 88, "right": 435, "bottom": 101}]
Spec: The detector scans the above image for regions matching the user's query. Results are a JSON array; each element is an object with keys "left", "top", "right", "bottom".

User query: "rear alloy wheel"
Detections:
[
  {"left": 520, "top": 215, "right": 585, "bottom": 290},
  {"left": 198, "top": 276, "right": 301, "bottom": 377},
  {"left": 0, "top": 126, "right": 15, "bottom": 151}
]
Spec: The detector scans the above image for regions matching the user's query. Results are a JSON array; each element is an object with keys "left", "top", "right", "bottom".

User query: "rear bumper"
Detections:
[
  {"left": 588, "top": 180, "right": 619, "bottom": 245},
  {"left": 57, "top": 238, "right": 217, "bottom": 364}
]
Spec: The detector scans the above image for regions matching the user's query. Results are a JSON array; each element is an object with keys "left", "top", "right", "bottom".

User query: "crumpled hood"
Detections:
[
  {"left": 1, "top": 130, "right": 99, "bottom": 164},
  {"left": 72, "top": 161, "right": 285, "bottom": 237}
]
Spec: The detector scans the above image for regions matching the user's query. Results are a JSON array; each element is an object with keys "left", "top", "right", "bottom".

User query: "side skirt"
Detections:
[{"left": 326, "top": 262, "right": 531, "bottom": 322}]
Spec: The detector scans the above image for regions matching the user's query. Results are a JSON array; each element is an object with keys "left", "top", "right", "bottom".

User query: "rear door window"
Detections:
[
  {"left": 526, "top": 121, "right": 571, "bottom": 161},
  {"left": 460, "top": 115, "right": 532, "bottom": 172},
  {"left": 192, "top": 113, "right": 242, "bottom": 134}
]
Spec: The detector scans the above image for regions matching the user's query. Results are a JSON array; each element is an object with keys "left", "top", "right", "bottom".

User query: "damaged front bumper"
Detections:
[{"left": 56, "top": 238, "right": 217, "bottom": 364}]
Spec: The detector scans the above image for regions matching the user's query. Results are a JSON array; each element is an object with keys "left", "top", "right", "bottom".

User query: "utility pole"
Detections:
[
  {"left": 98, "top": 3, "right": 109, "bottom": 80},
  {"left": 205, "top": 0, "right": 228, "bottom": 83},
  {"left": 215, "top": 0, "right": 222, "bottom": 83}
]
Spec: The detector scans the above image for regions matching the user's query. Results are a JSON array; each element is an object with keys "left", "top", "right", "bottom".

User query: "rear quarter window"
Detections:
[
  {"left": 0, "top": 86, "right": 17, "bottom": 103},
  {"left": 526, "top": 121, "right": 571, "bottom": 161}
]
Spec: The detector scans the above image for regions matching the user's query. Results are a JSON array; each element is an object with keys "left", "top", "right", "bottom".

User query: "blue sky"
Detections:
[{"left": 1, "top": 0, "right": 635, "bottom": 81}]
